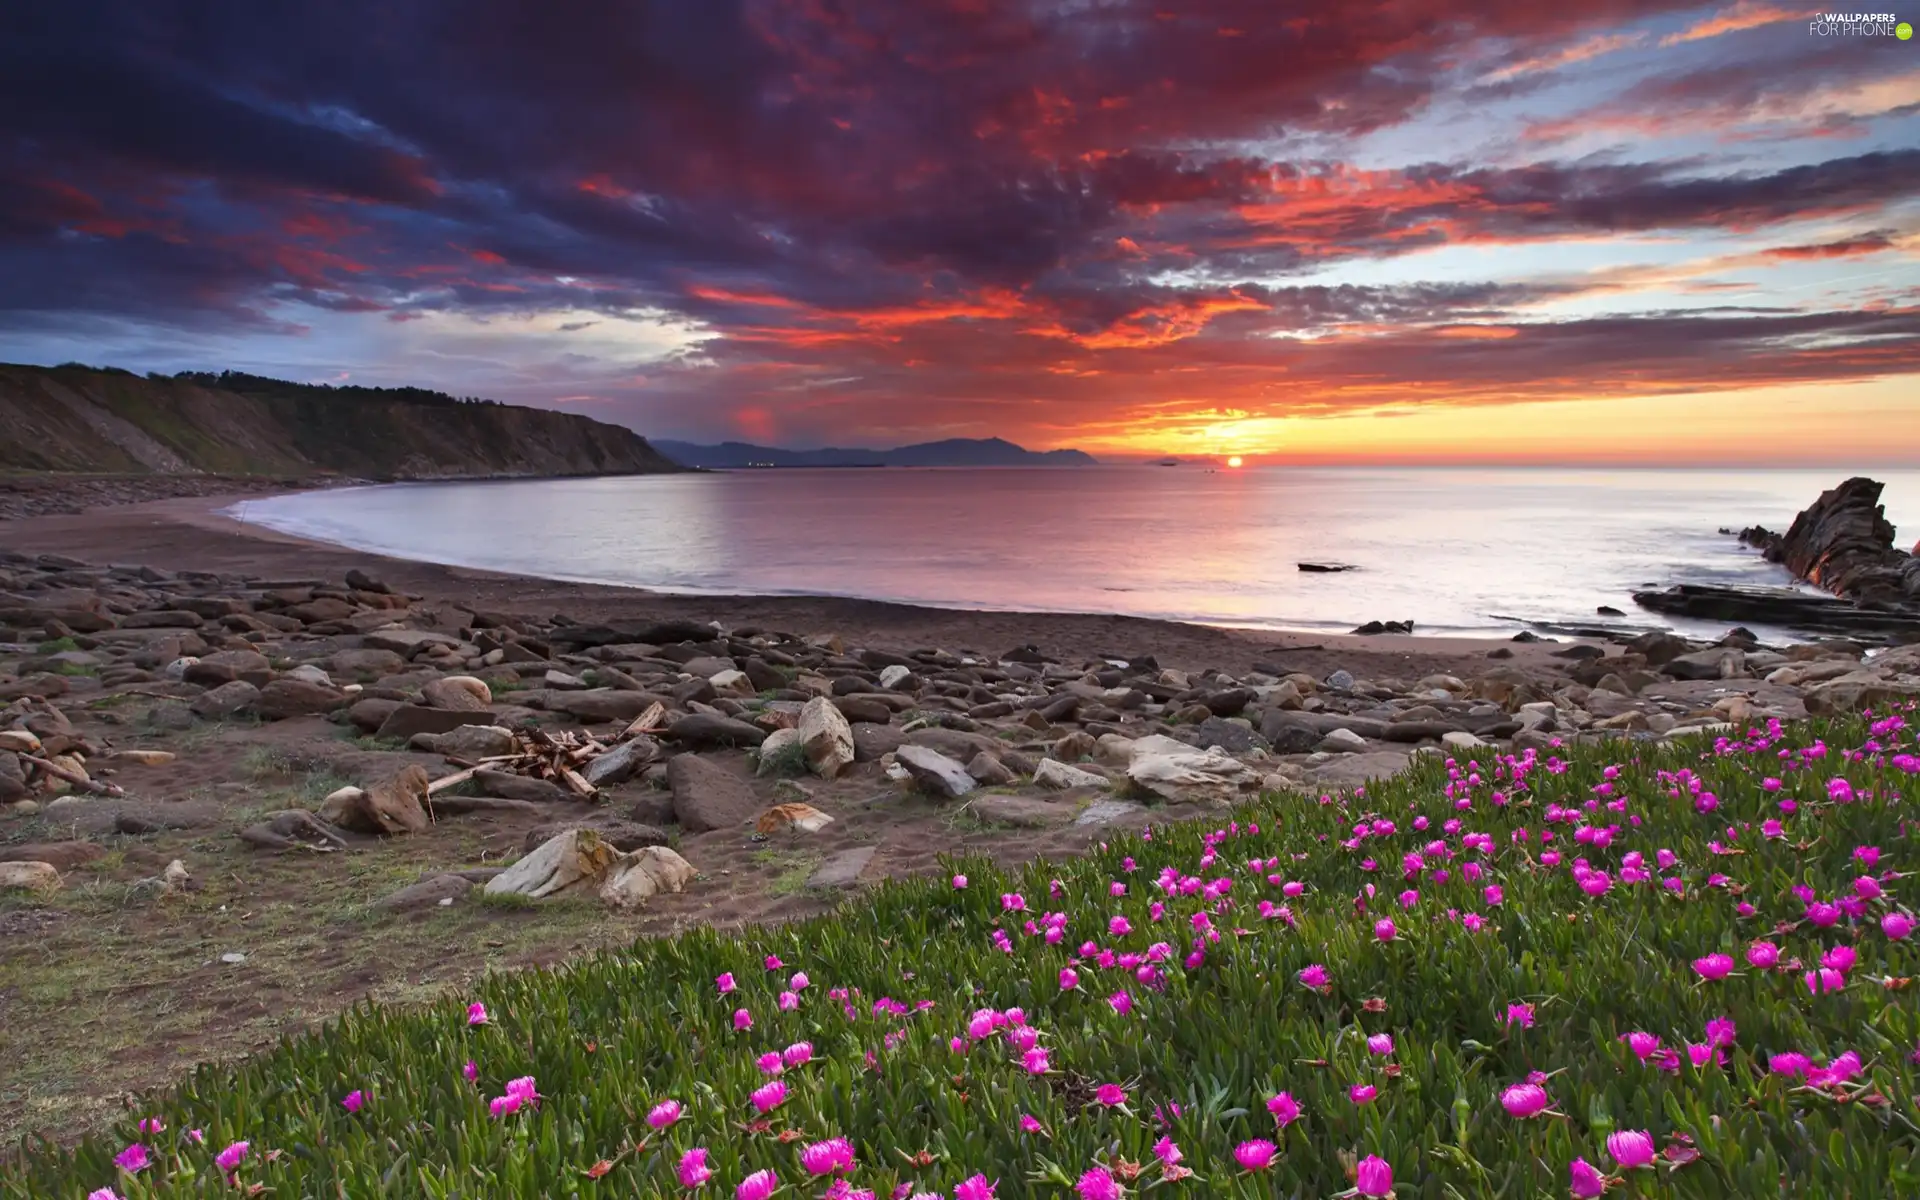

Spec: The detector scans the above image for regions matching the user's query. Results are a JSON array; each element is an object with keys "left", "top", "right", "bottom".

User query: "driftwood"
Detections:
[{"left": 22, "top": 754, "right": 124, "bottom": 797}]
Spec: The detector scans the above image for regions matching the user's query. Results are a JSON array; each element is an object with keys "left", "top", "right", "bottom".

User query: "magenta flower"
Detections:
[
  {"left": 750, "top": 1080, "right": 789, "bottom": 1113},
  {"left": 1108, "top": 991, "right": 1133, "bottom": 1015},
  {"left": 800, "top": 1137, "right": 855, "bottom": 1176},
  {"left": 341, "top": 1089, "right": 366, "bottom": 1114},
  {"left": 953, "top": 1175, "right": 997, "bottom": 1200},
  {"left": 783, "top": 1041, "right": 815, "bottom": 1068},
  {"left": 214, "top": 1141, "right": 250, "bottom": 1174},
  {"left": 136, "top": 1118, "right": 164, "bottom": 1135},
  {"left": 1355, "top": 1155, "right": 1393, "bottom": 1197},
  {"left": 648, "top": 1099, "right": 684, "bottom": 1128},
  {"left": 1075, "top": 1166, "right": 1120, "bottom": 1200},
  {"left": 88, "top": 1190, "right": 124, "bottom": 1200},
  {"left": 1505, "top": 1002, "right": 1535, "bottom": 1028},
  {"left": 717, "top": 972, "right": 737, "bottom": 994},
  {"left": 679, "top": 1147, "right": 713, "bottom": 1188},
  {"left": 1022, "top": 1047, "right": 1051, "bottom": 1074},
  {"left": 1233, "top": 1139, "right": 1278, "bottom": 1171},
  {"left": 1569, "top": 1158, "right": 1606, "bottom": 1198},
  {"left": 1622, "top": 1031, "right": 1660, "bottom": 1061},
  {"left": 757, "top": 1051, "right": 785, "bottom": 1075},
  {"left": 1094, "top": 1083, "right": 1127, "bottom": 1107},
  {"left": 1152, "top": 1137, "right": 1181, "bottom": 1164},
  {"left": 1350, "top": 1083, "right": 1377, "bottom": 1104},
  {"left": 1019, "top": 1114, "right": 1044, "bottom": 1133},
  {"left": 1606, "top": 1130, "right": 1655, "bottom": 1169},
  {"left": 1298, "top": 964, "right": 1330, "bottom": 990},
  {"left": 734, "top": 1008, "right": 754, "bottom": 1031},
  {"left": 1746, "top": 941, "right": 1780, "bottom": 969},
  {"left": 1366, "top": 1033, "right": 1394, "bottom": 1056},
  {"left": 1500, "top": 1082, "right": 1550, "bottom": 1118},
  {"left": 112, "top": 1144, "right": 149, "bottom": 1174},
  {"left": 1884, "top": 912, "right": 1915, "bottom": 940},
  {"left": 1267, "top": 1091, "right": 1301, "bottom": 1127},
  {"left": 1373, "top": 918, "right": 1397, "bottom": 941},
  {"left": 736, "top": 1168, "right": 779, "bottom": 1200},
  {"left": 466, "top": 1002, "right": 489, "bottom": 1026},
  {"left": 1058, "top": 967, "right": 1079, "bottom": 991},
  {"left": 1805, "top": 967, "right": 1846, "bottom": 994},
  {"left": 1109, "top": 915, "right": 1132, "bottom": 937},
  {"left": 951, "top": 874, "right": 968, "bottom": 889},
  {"left": 1692, "top": 953, "right": 1734, "bottom": 980},
  {"left": 764, "top": 954, "right": 783, "bottom": 970}
]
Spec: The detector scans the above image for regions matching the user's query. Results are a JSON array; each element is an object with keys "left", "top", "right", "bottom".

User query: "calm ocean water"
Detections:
[{"left": 228, "top": 467, "right": 1920, "bottom": 641}]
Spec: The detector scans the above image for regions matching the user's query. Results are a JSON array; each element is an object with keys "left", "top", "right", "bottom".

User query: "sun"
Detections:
[{"left": 1226, "top": 455, "right": 1244, "bottom": 468}]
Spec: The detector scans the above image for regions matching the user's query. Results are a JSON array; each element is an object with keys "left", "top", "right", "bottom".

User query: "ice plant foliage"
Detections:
[{"left": 11, "top": 710, "right": 1920, "bottom": 1197}]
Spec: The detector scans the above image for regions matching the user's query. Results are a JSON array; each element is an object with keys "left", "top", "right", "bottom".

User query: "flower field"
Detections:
[{"left": 8, "top": 710, "right": 1919, "bottom": 1199}]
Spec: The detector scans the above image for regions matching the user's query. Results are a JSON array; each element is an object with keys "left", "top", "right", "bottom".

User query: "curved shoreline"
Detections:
[{"left": 0, "top": 489, "right": 1611, "bottom": 681}]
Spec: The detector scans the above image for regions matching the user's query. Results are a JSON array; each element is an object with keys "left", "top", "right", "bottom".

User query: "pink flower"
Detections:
[
  {"left": 1019, "top": 1114, "right": 1044, "bottom": 1133},
  {"left": 952, "top": 875, "right": 968, "bottom": 889},
  {"left": 764, "top": 955, "right": 784, "bottom": 970},
  {"left": 750, "top": 1080, "right": 788, "bottom": 1113},
  {"left": 136, "top": 1118, "right": 164, "bottom": 1135},
  {"left": 734, "top": 1008, "right": 754, "bottom": 1031},
  {"left": 1622, "top": 1031, "right": 1660, "bottom": 1061},
  {"left": 466, "top": 1002, "right": 490, "bottom": 1026},
  {"left": 214, "top": 1141, "right": 250, "bottom": 1174},
  {"left": 1152, "top": 1137, "right": 1181, "bottom": 1165},
  {"left": 1373, "top": 918, "right": 1397, "bottom": 941},
  {"left": 717, "top": 973, "right": 737, "bottom": 994},
  {"left": 463, "top": 1058, "right": 479, "bottom": 1083},
  {"left": 1022, "top": 1047, "right": 1051, "bottom": 1074},
  {"left": 1884, "top": 912, "right": 1915, "bottom": 940},
  {"left": 1267, "top": 1091, "right": 1301, "bottom": 1127},
  {"left": 1366, "top": 1033, "right": 1394, "bottom": 1056},
  {"left": 112, "top": 1144, "right": 149, "bottom": 1174},
  {"left": 1298, "top": 964, "right": 1330, "bottom": 989},
  {"left": 758, "top": 1052, "right": 785, "bottom": 1075},
  {"left": 1746, "top": 941, "right": 1780, "bottom": 969},
  {"left": 800, "top": 1137, "right": 855, "bottom": 1176},
  {"left": 1233, "top": 1139, "right": 1278, "bottom": 1171},
  {"left": 1505, "top": 1002, "right": 1535, "bottom": 1028},
  {"left": 736, "top": 1168, "right": 779, "bottom": 1200},
  {"left": 1822, "top": 945, "right": 1857, "bottom": 974},
  {"left": 1109, "top": 915, "right": 1132, "bottom": 937},
  {"left": 341, "top": 1089, "right": 366, "bottom": 1114},
  {"left": 1076, "top": 1167, "right": 1120, "bottom": 1200},
  {"left": 783, "top": 1041, "right": 815, "bottom": 1068},
  {"left": 954, "top": 1175, "right": 997, "bottom": 1200},
  {"left": 1500, "top": 1082, "right": 1550, "bottom": 1118},
  {"left": 1058, "top": 967, "right": 1079, "bottom": 991},
  {"left": 1350, "top": 1084, "right": 1377, "bottom": 1105},
  {"left": 1691, "top": 953, "right": 1733, "bottom": 980},
  {"left": 648, "top": 1099, "right": 684, "bottom": 1128},
  {"left": 1805, "top": 967, "right": 1846, "bottom": 994},
  {"left": 1355, "top": 1155, "right": 1393, "bottom": 1197},
  {"left": 679, "top": 1147, "right": 713, "bottom": 1188},
  {"left": 1094, "top": 1083, "right": 1127, "bottom": 1107},
  {"left": 1569, "top": 1158, "right": 1606, "bottom": 1198},
  {"left": 88, "top": 1190, "right": 124, "bottom": 1200},
  {"left": 1606, "top": 1130, "right": 1655, "bottom": 1169},
  {"left": 1108, "top": 991, "right": 1133, "bottom": 1016}
]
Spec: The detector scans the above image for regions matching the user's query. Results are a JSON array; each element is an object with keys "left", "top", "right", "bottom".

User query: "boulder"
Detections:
[
  {"left": 1305, "top": 750, "right": 1413, "bottom": 789},
  {"left": 421, "top": 676, "right": 492, "bottom": 709},
  {"left": 191, "top": 679, "right": 261, "bottom": 718},
  {"left": 548, "top": 688, "right": 670, "bottom": 724},
  {"left": 663, "top": 712, "right": 768, "bottom": 749},
  {"left": 256, "top": 678, "right": 347, "bottom": 720},
  {"left": 524, "top": 819, "right": 669, "bottom": 853},
  {"left": 1318, "top": 728, "right": 1368, "bottom": 753},
  {"left": 806, "top": 846, "right": 876, "bottom": 890},
  {"left": 1033, "top": 758, "right": 1109, "bottom": 790},
  {"left": 330, "top": 648, "right": 410, "bottom": 679},
  {"left": 1192, "top": 716, "right": 1265, "bottom": 754},
  {"left": 1258, "top": 712, "right": 1323, "bottom": 753},
  {"left": 581, "top": 736, "right": 660, "bottom": 787},
  {"left": 0, "top": 842, "right": 103, "bottom": 871},
  {"left": 346, "top": 697, "right": 403, "bottom": 733},
  {"left": 375, "top": 874, "right": 474, "bottom": 911},
  {"left": 833, "top": 695, "right": 893, "bottom": 725},
  {"left": 237, "top": 809, "right": 351, "bottom": 852},
  {"left": 600, "top": 846, "right": 697, "bottom": 908},
  {"left": 411, "top": 724, "right": 518, "bottom": 757},
  {"left": 965, "top": 751, "right": 1017, "bottom": 785},
  {"left": 317, "top": 766, "right": 431, "bottom": 835},
  {"left": 797, "top": 696, "right": 855, "bottom": 779},
  {"left": 668, "top": 753, "right": 761, "bottom": 832},
  {"left": 852, "top": 722, "right": 907, "bottom": 761},
  {"left": 474, "top": 770, "right": 572, "bottom": 804},
  {"left": 1440, "top": 731, "right": 1487, "bottom": 751},
  {"left": 895, "top": 745, "right": 977, "bottom": 799},
  {"left": 970, "top": 794, "right": 1071, "bottom": 829},
  {"left": 0, "top": 861, "right": 62, "bottom": 892},
  {"left": 1804, "top": 677, "right": 1906, "bottom": 715},
  {"left": 375, "top": 704, "right": 498, "bottom": 741},
  {"left": 182, "top": 649, "right": 272, "bottom": 687},
  {"left": 1124, "top": 736, "right": 1260, "bottom": 804},
  {"left": 486, "top": 829, "right": 620, "bottom": 900},
  {"left": 1662, "top": 648, "right": 1746, "bottom": 681},
  {"left": 1744, "top": 477, "right": 1920, "bottom": 604},
  {"left": 756, "top": 802, "right": 834, "bottom": 834},
  {"left": 362, "top": 628, "right": 465, "bottom": 656}
]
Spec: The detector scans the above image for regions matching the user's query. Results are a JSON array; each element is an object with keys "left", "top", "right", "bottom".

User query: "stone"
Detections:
[
  {"left": 238, "top": 810, "right": 350, "bottom": 852},
  {"left": 411, "top": 724, "right": 518, "bottom": 758},
  {"left": 756, "top": 802, "right": 834, "bottom": 834},
  {"left": 486, "top": 829, "right": 620, "bottom": 900},
  {"left": 1074, "top": 799, "right": 1148, "bottom": 827},
  {"left": 190, "top": 679, "right": 261, "bottom": 718},
  {"left": 833, "top": 695, "right": 893, "bottom": 725},
  {"left": 318, "top": 766, "right": 431, "bottom": 835},
  {"left": 0, "top": 730, "right": 41, "bottom": 754},
  {"left": 1381, "top": 720, "right": 1458, "bottom": 743},
  {"left": 1306, "top": 750, "right": 1412, "bottom": 788},
  {"left": 797, "top": 696, "right": 855, "bottom": 779},
  {"left": 582, "top": 736, "right": 660, "bottom": 787},
  {"left": 970, "top": 794, "right": 1070, "bottom": 828},
  {"left": 668, "top": 753, "right": 761, "bottom": 832},
  {"left": 525, "top": 819, "right": 669, "bottom": 853},
  {"left": 346, "top": 697, "right": 403, "bottom": 733},
  {"left": 1317, "top": 728, "right": 1368, "bottom": 753},
  {"left": 363, "top": 628, "right": 465, "bottom": 656},
  {"left": 1325, "top": 669, "right": 1355, "bottom": 691},
  {"left": 376, "top": 874, "right": 474, "bottom": 911},
  {"left": 1804, "top": 678, "right": 1902, "bottom": 715},
  {"left": 287, "top": 598, "right": 356, "bottom": 623},
  {"left": 965, "top": 751, "right": 1017, "bottom": 785},
  {"left": 1033, "top": 758, "right": 1109, "bottom": 790},
  {"left": 256, "top": 678, "right": 347, "bottom": 720},
  {"left": 473, "top": 770, "right": 572, "bottom": 804},
  {"left": 0, "top": 861, "right": 61, "bottom": 891},
  {"left": 120, "top": 610, "right": 203, "bottom": 629},
  {"left": 895, "top": 744, "right": 977, "bottom": 798},
  {"left": 709, "top": 668, "right": 755, "bottom": 696},
  {"left": 1052, "top": 729, "right": 1096, "bottom": 761},
  {"left": 664, "top": 712, "right": 768, "bottom": 749},
  {"left": 1258, "top": 713, "right": 1322, "bottom": 753},
  {"left": 182, "top": 649, "right": 272, "bottom": 687},
  {"left": 852, "top": 722, "right": 906, "bottom": 761},
  {"left": 547, "top": 688, "right": 669, "bottom": 723},
  {"left": 1124, "top": 737, "right": 1260, "bottom": 804},
  {"left": 1440, "top": 731, "right": 1486, "bottom": 750},
  {"left": 806, "top": 846, "right": 876, "bottom": 890},
  {"left": 1663, "top": 648, "right": 1746, "bottom": 681},
  {"left": 105, "top": 749, "right": 175, "bottom": 766},
  {"left": 1192, "top": 716, "right": 1265, "bottom": 754},
  {"left": 878, "top": 664, "right": 913, "bottom": 689},
  {"left": 329, "top": 648, "right": 409, "bottom": 679},
  {"left": 375, "top": 704, "right": 499, "bottom": 741},
  {"left": 600, "top": 846, "right": 697, "bottom": 908},
  {"left": 0, "top": 842, "right": 103, "bottom": 871},
  {"left": 421, "top": 675, "right": 492, "bottom": 709}
]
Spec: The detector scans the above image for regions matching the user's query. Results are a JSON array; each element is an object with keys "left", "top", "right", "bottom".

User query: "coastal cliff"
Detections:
[
  {"left": 0, "top": 363, "right": 682, "bottom": 480},
  {"left": 1738, "top": 477, "right": 1920, "bottom": 605}
]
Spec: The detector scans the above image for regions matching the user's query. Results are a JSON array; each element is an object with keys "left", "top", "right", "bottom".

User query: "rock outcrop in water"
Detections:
[{"left": 1736, "top": 477, "right": 1920, "bottom": 605}]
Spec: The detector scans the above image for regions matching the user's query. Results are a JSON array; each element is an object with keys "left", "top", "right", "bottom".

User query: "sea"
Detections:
[{"left": 224, "top": 467, "right": 1920, "bottom": 643}]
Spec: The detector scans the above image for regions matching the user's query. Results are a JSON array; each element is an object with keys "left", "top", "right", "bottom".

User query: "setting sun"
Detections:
[{"left": 1226, "top": 455, "right": 1244, "bottom": 468}]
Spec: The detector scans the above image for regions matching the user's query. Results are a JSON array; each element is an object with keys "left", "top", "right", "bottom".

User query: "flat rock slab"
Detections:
[
  {"left": 1074, "top": 798, "right": 1150, "bottom": 827},
  {"left": 376, "top": 874, "right": 474, "bottom": 911},
  {"left": 376, "top": 705, "right": 500, "bottom": 741},
  {"left": 807, "top": 845, "right": 876, "bottom": 890},
  {"left": 1305, "top": 751, "right": 1412, "bottom": 790},
  {"left": 970, "top": 794, "right": 1072, "bottom": 829},
  {"left": 668, "top": 753, "right": 761, "bottom": 832}
]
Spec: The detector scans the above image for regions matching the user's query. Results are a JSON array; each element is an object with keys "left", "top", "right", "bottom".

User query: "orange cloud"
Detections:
[
  {"left": 1481, "top": 32, "right": 1646, "bottom": 84},
  {"left": 1659, "top": 2, "right": 1811, "bottom": 47}
]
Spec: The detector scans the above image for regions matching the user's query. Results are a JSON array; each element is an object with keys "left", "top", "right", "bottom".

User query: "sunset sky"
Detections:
[{"left": 2, "top": 2, "right": 1918, "bottom": 462}]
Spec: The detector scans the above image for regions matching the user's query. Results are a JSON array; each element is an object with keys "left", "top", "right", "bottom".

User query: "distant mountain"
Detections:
[{"left": 653, "top": 436, "right": 1097, "bottom": 469}]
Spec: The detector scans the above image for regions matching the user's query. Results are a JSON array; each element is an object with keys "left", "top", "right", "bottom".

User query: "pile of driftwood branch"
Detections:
[{"left": 425, "top": 701, "right": 666, "bottom": 802}]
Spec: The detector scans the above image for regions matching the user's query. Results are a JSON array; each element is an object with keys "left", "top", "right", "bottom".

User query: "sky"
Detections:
[{"left": 2, "top": 1, "right": 1918, "bottom": 463}]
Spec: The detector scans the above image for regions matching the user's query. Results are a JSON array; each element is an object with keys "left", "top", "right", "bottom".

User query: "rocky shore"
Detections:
[{"left": 0, "top": 473, "right": 359, "bottom": 522}]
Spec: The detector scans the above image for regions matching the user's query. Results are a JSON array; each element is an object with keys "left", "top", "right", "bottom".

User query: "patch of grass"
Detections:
[
  {"left": 475, "top": 890, "right": 537, "bottom": 911},
  {"left": 753, "top": 738, "right": 810, "bottom": 778},
  {"left": 34, "top": 637, "right": 79, "bottom": 654},
  {"left": 346, "top": 734, "right": 407, "bottom": 751},
  {"left": 44, "top": 662, "right": 97, "bottom": 677}
]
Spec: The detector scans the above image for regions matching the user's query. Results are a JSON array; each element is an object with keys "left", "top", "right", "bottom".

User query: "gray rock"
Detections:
[
  {"left": 895, "top": 745, "right": 977, "bottom": 798},
  {"left": 1074, "top": 799, "right": 1149, "bottom": 827},
  {"left": 255, "top": 678, "right": 347, "bottom": 720},
  {"left": 411, "top": 724, "right": 517, "bottom": 757},
  {"left": 524, "top": 819, "right": 668, "bottom": 854},
  {"left": 1258, "top": 712, "right": 1322, "bottom": 753},
  {"left": 964, "top": 751, "right": 1016, "bottom": 785},
  {"left": 851, "top": 722, "right": 906, "bottom": 761},
  {"left": 1306, "top": 750, "right": 1412, "bottom": 788},
  {"left": 1317, "top": 727, "right": 1368, "bottom": 753},
  {"left": 376, "top": 874, "right": 474, "bottom": 911},
  {"left": 182, "top": 649, "right": 272, "bottom": 687},
  {"left": 376, "top": 704, "right": 498, "bottom": 741},
  {"left": 190, "top": 679, "right": 260, "bottom": 718},
  {"left": 363, "top": 628, "right": 465, "bottom": 656},
  {"left": 663, "top": 712, "right": 769, "bottom": 749},
  {"left": 581, "top": 736, "right": 660, "bottom": 787},
  {"left": 547, "top": 688, "right": 670, "bottom": 723},
  {"left": 970, "top": 794, "right": 1070, "bottom": 829},
  {"left": 1192, "top": 716, "right": 1265, "bottom": 753},
  {"left": 473, "top": 770, "right": 573, "bottom": 804},
  {"left": 668, "top": 753, "right": 761, "bottom": 832},
  {"left": 806, "top": 846, "right": 876, "bottom": 889},
  {"left": 1033, "top": 758, "right": 1109, "bottom": 789},
  {"left": 1325, "top": 669, "right": 1355, "bottom": 690}
]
